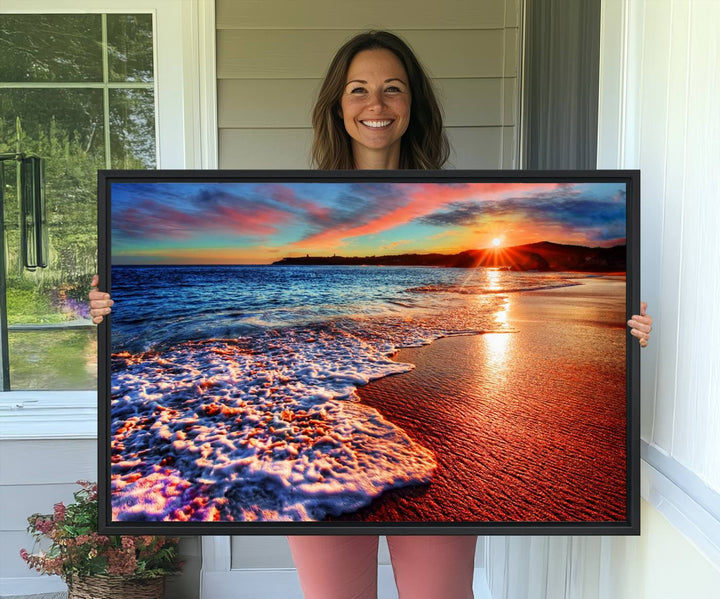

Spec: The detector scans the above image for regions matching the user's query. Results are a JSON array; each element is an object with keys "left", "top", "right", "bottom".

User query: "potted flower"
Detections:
[{"left": 20, "top": 480, "right": 182, "bottom": 599}]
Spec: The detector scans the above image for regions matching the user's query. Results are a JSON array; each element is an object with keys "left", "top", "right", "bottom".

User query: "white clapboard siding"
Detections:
[
  {"left": 218, "top": 79, "right": 321, "bottom": 129},
  {"left": 0, "top": 483, "right": 86, "bottom": 531},
  {"left": 446, "top": 127, "right": 506, "bottom": 169},
  {"left": 502, "top": 127, "right": 519, "bottom": 169},
  {"left": 218, "top": 126, "right": 509, "bottom": 170},
  {"left": 0, "top": 439, "right": 96, "bottom": 583},
  {"left": 0, "top": 440, "right": 96, "bottom": 486},
  {"left": 216, "top": 0, "right": 517, "bottom": 30},
  {"left": 219, "top": 128, "right": 313, "bottom": 169},
  {"left": 217, "top": 29, "right": 514, "bottom": 80},
  {"left": 218, "top": 78, "right": 517, "bottom": 128}
]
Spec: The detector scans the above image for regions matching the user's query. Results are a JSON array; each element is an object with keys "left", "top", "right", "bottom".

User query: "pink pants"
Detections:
[{"left": 287, "top": 535, "right": 476, "bottom": 599}]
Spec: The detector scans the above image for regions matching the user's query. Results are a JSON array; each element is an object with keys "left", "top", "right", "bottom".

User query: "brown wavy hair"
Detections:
[{"left": 311, "top": 30, "right": 449, "bottom": 170}]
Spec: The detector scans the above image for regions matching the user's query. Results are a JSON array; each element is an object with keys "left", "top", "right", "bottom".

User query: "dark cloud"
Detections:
[
  {"left": 418, "top": 187, "right": 626, "bottom": 242},
  {"left": 418, "top": 185, "right": 625, "bottom": 241},
  {"left": 293, "top": 183, "right": 412, "bottom": 239},
  {"left": 112, "top": 185, "right": 291, "bottom": 239}
]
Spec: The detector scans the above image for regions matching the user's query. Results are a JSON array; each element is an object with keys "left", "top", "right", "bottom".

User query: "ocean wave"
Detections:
[
  {"left": 408, "top": 281, "right": 583, "bottom": 295},
  {"left": 110, "top": 301, "right": 503, "bottom": 522},
  {"left": 110, "top": 265, "right": 582, "bottom": 355}
]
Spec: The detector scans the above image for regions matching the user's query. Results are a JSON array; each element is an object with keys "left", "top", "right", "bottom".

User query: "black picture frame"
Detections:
[{"left": 98, "top": 169, "right": 640, "bottom": 536}]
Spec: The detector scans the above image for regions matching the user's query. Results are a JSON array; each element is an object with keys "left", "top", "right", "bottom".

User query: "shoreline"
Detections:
[
  {"left": 336, "top": 277, "right": 628, "bottom": 523},
  {"left": 109, "top": 275, "right": 628, "bottom": 522}
]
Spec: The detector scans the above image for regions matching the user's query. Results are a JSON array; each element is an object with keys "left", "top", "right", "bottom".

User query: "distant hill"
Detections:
[{"left": 272, "top": 241, "right": 626, "bottom": 272}]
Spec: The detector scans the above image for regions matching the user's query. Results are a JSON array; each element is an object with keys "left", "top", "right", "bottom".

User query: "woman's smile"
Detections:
[{"left": 361, "top": 119, "right": 394, "bottom": 128}]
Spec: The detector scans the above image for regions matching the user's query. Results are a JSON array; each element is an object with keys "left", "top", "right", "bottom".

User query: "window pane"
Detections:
[
  {"left": 1, "top": 13, "right": 156, "bottom": 391},
  {"left": 0, "top": 89, "right": 106, "bottom": 161},
  {"left": 1, "top": 89, "right": 103, "bottom": 390},
  {"left": 1, "top": 89, "right": 104, "bottom": 279},
  {"left": 0, "top": 14, "right": 102, "bottom": 82},
  {"left": 110, "top": 89, "right": 157, "bottom": 169},
  {"left": 107, "top": 14, "right": 154, "bottom": 82},
  {"left": 8, "top": 330, "right": 97, "bottom": 390}
]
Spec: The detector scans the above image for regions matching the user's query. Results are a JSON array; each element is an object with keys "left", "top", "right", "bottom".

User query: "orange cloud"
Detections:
[{"left": 292, "top": 182, "right": 563, "bottom": 249}]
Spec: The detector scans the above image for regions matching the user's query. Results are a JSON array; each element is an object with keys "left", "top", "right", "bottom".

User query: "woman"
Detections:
[
  {"left": 90, "top": 30, "right": 653, "bottom": 599},
  {"left": 290, "top": 31, "right": 477, "bottom": 599}
]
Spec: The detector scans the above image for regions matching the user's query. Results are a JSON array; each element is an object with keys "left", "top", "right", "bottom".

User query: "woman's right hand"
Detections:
[
  {"left": 627, "top": 301, "right": 652, "bottom": 348},
  {"left": 89, "top": 274, "right": 114, "bottom": 324}
]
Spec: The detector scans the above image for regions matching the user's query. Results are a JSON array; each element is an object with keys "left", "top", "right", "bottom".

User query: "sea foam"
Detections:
[{"left": 111, "top": 314, "right": 492, "bottom": 522}]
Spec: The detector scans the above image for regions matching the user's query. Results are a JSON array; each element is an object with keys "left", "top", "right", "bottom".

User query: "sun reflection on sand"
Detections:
[
  {"left": 485, "top": 297, "right": 512, "bottom": 366},
  {"left": 494, "top": 297, "right": 510, "bottom": 326}
]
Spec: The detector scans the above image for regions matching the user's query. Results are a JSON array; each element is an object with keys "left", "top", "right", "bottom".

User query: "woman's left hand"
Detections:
[{"left": 627, "top": 301, "right": 653, "bottom": 347}]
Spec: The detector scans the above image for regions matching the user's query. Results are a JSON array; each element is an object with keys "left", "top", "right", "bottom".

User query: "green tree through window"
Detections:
[{"left": 0, "top": 13, "right": 156, "bottom": 389}]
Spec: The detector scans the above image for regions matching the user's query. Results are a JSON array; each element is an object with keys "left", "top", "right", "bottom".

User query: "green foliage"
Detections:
[
  {"left": 1, "top": 112, "right": 100, "bottom": 296},
  {"left": 1, "top": 12, "right": 156, "bottom": 305},
  {"left": 8, "top": 329, "right": 96, "bottom": 390},
  {"left": 0, "top": 15, "right": 103, "bottom": 83},
  {"left": 5, "top": 284, "right": 64, "bottom": 324}
]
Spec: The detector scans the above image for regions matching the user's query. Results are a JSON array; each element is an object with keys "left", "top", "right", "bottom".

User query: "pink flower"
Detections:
[
  {"left": 121, "top": 536, "right": 135, "bottom": 550},
  {"left": 22, "top": 481, "right": 180, "bottom": 580},
  {"left": 34, "top": 518, "right": 53, "bottom": 535},
  {"left": 43, "top": 557, "right": 64, "bottom": 576},
  {"left": 107, "top": 547, "right": 137, "bottom": 576},
  {"left": 53, "top": 503, "right": 66, "bottom": 521}
]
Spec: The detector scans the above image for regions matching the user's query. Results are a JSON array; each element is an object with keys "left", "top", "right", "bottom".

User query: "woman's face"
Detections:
[{"left": 340, "top": 48, "right": 411, "bottom": 166}]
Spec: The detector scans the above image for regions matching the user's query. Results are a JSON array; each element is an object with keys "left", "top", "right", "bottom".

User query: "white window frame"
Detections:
[{"left": 0, "top": 0, "right": 217, "bottom": 440}]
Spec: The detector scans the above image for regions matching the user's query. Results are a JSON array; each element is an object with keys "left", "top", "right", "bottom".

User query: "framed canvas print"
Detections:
[{"left": 97, "top": 169, "right": 640, "bottom": 535}]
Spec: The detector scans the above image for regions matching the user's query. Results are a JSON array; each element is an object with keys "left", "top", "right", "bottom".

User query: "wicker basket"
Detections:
[{"left": 67, "top": 575, "right": 164, "bottom": 599}]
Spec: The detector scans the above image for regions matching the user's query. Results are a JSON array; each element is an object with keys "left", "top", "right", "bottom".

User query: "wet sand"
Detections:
[{"left": 338, "top": 276, "right": 627, "bottom": 523}]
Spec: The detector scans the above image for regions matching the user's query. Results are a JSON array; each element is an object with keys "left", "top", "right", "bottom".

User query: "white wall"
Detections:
[
  {"left": 0, "top": 437, "right": 97, "bottom": 596},
  {"left": 603, "top": 0, "right": 720, "bottom": 492},
  {"left": 485, "top": 0, "right": 720, "bottom": 596},
  {"left": 600, "top": 500, "right": 720, "bottom": 599}
]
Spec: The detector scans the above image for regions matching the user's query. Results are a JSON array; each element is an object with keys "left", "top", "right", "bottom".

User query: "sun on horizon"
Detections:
[{"left": 492, "top": 238, "right": 501, "bottom": 247}]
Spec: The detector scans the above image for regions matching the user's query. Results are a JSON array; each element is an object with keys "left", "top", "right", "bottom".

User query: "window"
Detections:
[
  {"left": 0, "top": 0, "right": 214, "bottom": 441},
  {"left": 0, "top": 13, "right": 156, "bottom": 390}
]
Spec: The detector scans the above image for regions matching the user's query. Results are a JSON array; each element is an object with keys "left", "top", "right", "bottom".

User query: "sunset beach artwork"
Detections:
[{"left": 100, "top": 171, "right": 639, "bottom": 533}]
